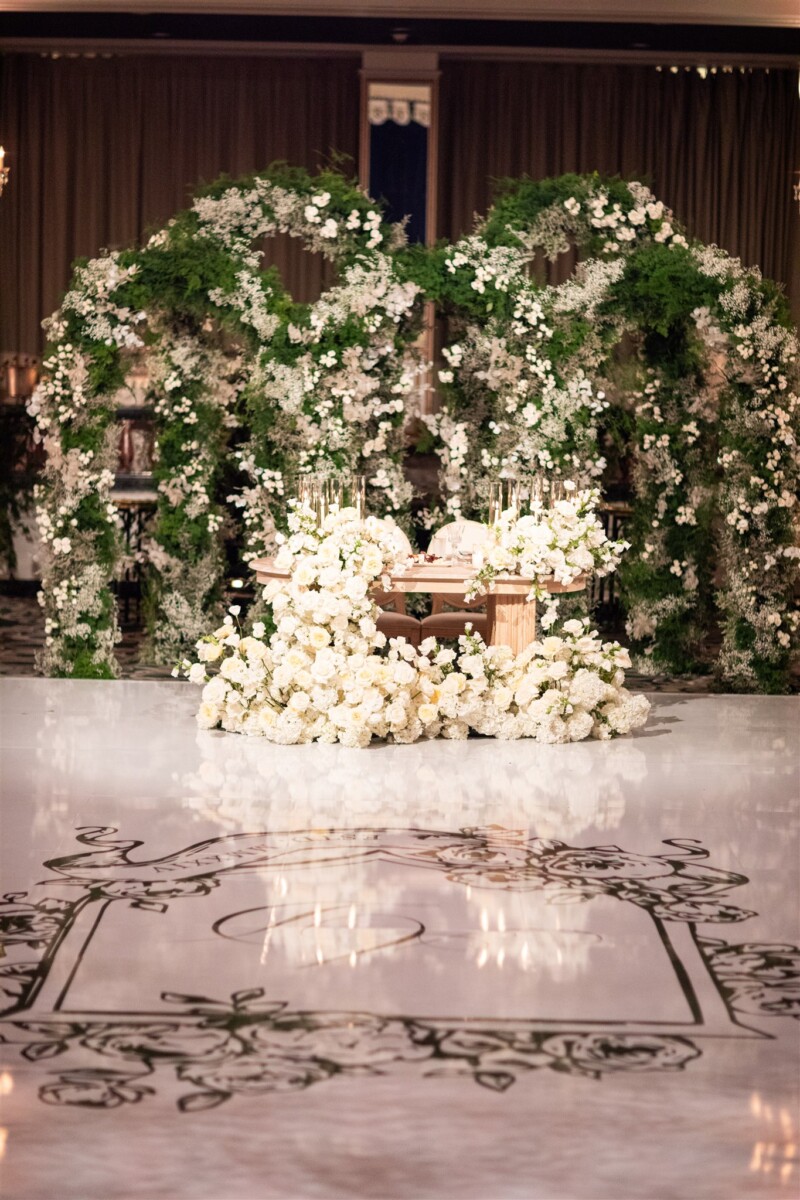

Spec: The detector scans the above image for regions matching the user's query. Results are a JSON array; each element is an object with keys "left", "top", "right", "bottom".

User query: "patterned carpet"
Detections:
[
  {"left": 0, "top": 594, "right": 175, "bottom": 680},
  {"left": 0, "top": 591, "right": 726, "bottom": 691}
]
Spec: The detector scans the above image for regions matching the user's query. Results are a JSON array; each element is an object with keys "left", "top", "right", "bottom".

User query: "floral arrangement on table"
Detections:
[
  {"left": 464, "top": 486, "right": 629, "bottom": 630},
  {"left": 180, "top": 506, "right": 649, "bottom": 747}
]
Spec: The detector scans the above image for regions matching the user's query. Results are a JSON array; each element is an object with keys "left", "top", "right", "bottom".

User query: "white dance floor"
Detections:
[{"left": 1, "top": 679, "right": 798, "bottom": 1199}]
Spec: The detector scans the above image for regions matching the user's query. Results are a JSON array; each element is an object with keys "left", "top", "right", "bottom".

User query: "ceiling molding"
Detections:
[
  {"left": 1, "top": 37, "right": 797, "bottom": 67},
  {"left": 0, "top": 1, "right": 798, "bottom": 25}
]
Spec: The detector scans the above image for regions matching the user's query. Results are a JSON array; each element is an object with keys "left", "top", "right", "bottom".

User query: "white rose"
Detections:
[
  {"left": 417, "top": 703, "right": 439, "bottom": 724},
  {"left": 308, "top": 626, "right": 331, "bottom": 650},
  {"left": 285, "top": 648, "right": 311, "bottom": 672},
  {"left": 540, "top": 637, "right": 564, "bottom": 659},
  {"left": 188, "top": 662, "right": 206, "bottom": 685},
  {"left": 386, "top": 702, "right": 407, "bottom": 727},
  {"left": 220, "top": 656, "right": 246, "bottom": 683},
  {"left": 293, "top": 562, "right": 317, "bottom": 587},
  {"left": 196, "top": 701, "right": 220, "bottom": 729},
  {"left": 393, "top": 660, "right": 416, "bottom": 686},
  {"left": 202, "top": 676, "right": 228, "bottom": 705},
  {"left": 343, "top": 575, "right": 369, "bottom": 600},
  {"left": 288, "top": 692, "right": 311, "bottom": 713},
  {"left": 361, "top": 548, "right": 384, "bottom": 576},
  {"left": 311, "top": 649, "right": 338, "bottom": 682},
  {"left": 197, "top": 640, "right": 222, "bottom": 662}
]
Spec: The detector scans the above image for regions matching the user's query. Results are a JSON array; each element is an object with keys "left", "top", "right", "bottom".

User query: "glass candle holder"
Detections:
[
  {"left": 344, "top": 474, "right": 366, "bottom": 519},
  {"left": 488, "top": 477, "right": 520, "bottom": 524}
]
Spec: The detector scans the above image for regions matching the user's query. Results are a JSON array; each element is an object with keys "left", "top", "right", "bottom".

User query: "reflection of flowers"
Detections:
[
  {"left": 40, "top": 1069, "right": 154, "bottom": 1108},
  {"left": 180, "top": 728, "right": 639, "bottom": 837}
]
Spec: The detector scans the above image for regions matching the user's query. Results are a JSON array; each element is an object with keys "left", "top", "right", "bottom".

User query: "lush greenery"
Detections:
[{"left": 29, "top": 167, "right": 799, "bottom": 689}]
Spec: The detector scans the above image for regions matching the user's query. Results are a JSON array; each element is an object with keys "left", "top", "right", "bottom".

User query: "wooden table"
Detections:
[{"left": 252, "top": 557, "right": 586, "bottom": 655}]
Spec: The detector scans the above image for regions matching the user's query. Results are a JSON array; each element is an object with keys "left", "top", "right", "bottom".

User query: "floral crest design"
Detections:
[{"left": 1, "top": 826, "right": 797, "bottom": 1112}]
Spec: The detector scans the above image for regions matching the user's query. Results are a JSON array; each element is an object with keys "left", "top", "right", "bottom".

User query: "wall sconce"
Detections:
[{"left": 0, "top": 147, "right": 8, "bottom": 197}]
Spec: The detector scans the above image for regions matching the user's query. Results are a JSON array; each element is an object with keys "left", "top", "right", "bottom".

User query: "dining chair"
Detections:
[
  {"left": 420, "top": 520, "right": 491, "bottom": 642},
  {"left": 373, "top": 521, "right": 422, "bottom": 647}
]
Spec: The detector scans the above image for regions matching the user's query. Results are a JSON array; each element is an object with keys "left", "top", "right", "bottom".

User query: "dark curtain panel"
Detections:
[
  {"left": 438, "top": 62, "right": 800, "bottom": 321},
  {"left": 0, "top": 53, "right": 361, "bottom": 355}
]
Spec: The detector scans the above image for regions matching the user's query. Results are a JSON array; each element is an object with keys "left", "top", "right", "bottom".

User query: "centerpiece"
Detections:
[
  {"left": 465, "top": 483, "right": 629, "bottom": 630},
  {"left": 180, "top": 492, "right": 649, "bottom": 747}
]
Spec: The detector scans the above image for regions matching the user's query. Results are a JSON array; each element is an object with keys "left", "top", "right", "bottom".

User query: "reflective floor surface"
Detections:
[{"left": 0, "top": 679, "right": 798, "bottom": 1200}]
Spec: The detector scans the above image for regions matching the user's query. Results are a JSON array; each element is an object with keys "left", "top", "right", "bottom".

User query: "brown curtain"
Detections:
[
  {"left": 2, "top": 53, "right": 798, "bottom": 353},
  {"left": 0, "top": 52, "right": 361, "bottom": 355},
  {"left": 438, "top": 62, "right": 800, "bottom": 321}
]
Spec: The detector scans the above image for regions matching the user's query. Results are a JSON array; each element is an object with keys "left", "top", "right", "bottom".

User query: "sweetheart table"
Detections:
[{"left": 251, "top": 557, "right": 586, "bottom": 654}]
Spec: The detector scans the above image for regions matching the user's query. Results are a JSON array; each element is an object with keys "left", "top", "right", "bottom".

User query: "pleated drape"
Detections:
[
  {"left": 2, "top": 53, "right": 798, "bottom": 354},
  {"left": 438, "top": 62, "right": 799, "bottom": 320},
  {"left": 0, "top": 53, "right": 361, "bottom": 354}
]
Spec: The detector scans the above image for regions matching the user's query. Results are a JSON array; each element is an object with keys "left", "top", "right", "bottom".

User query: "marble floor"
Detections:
[{"left": 0, "top": 679, "right": 798, "bottom": 1200}]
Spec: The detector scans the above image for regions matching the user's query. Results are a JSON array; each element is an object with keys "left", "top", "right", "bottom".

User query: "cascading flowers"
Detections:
[{"left": 181, "top": 508, "right": 648, "bottom": 747}]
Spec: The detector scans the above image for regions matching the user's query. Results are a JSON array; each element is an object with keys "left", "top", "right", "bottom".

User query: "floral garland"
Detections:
[{"left": 181, "top": 505, "right": 649, "bottom": 747}]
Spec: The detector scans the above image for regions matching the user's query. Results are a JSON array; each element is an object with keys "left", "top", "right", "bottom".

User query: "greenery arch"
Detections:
[
  {"left": 29, "top": 165, "right": 422, "bottom": 676},
  {"left": 30, "top": 168, "right": 799, "bottom": 691},
  {"left": 408, "top": 174, "right": 800, "bottom": 692}
]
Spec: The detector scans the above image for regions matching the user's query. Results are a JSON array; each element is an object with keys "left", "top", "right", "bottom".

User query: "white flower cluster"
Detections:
[
  {"left": 236, "top": 252, "right": 420, "bottom": 552},
  {"left": 695, "top": 251, "right": 800, "bottom": 682},
  {"left": 447, "top": 623, "right": 650, "bottom": 742},
  {"left": 432, "top": 237, "right": 610, "bottom": 512},
  {"left": 185, "top": 505, "right": 414, "bottom": 747},
  {"left": 465, "top": 488, "right": 628, "bottom": 626},
  {"left": 183, "top": 508, "right": 648, "bottom": 747},
  {"left": 144, "top": 331, "right": 242, "bottom": 661},
  {"left": 207, "top": 270, "right": 280, "bottom": 342},
  {"left": 419, "top": 410, "right": 470, "bottom": 515},
  {"left": 58, "top": 253, "right": 146, "bottom": 349},
  {"left": 192, "top": 180, "right": 392, "bottom": 267},
  {"left": 504, "top": 181, "right": 685, "bottom": 264},
  {"left": 27, "top": 340, "right": 123, "bottom": 676}
]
